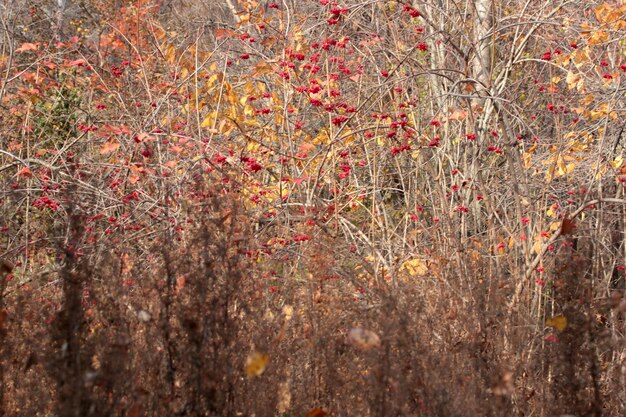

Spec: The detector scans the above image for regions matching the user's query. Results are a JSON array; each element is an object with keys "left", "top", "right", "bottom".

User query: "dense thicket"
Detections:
[{"left": 1, "top": 0, "right": 624, "bottom": 416}]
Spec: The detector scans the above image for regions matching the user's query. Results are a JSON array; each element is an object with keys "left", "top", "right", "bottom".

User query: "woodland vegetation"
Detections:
[{"left": 0, "top": 0, "right": 625, "bottom": 416}]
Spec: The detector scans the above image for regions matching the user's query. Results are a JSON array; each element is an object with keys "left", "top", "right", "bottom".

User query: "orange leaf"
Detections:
[
  {"left": 100, "top": 140, "right": 121, "bottom": 154},
  {"left": 214, "top": 28, "right": 238, "bottom": 39},
  {"left": 16, "top": 42, "right": 38, "bottom": 53},
  {"left": 175, "top": 276, "right": 186, "bottom": 292},
  {"left": 16, "top": 167, "right": 33, "bottom": 178},
  {"left": 245, "top": 351, "right": 270, "bottom": 377},
  {"left": 68, "top": 59, "right": 88, "bottom": 66},
  {"left": 446, "top": 109, "right": 467, "bottom": 122}
]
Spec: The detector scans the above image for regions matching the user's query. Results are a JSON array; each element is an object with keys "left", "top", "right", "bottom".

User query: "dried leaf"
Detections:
[
  {"left": 16, "top": 42, "right": 38, "bottom": 53},
  {"left": 446, "top": 108, "right": 467, "bottom": 121},
  {"left": 0, "top": 260, "right": 13, "bottom": 275},
  {"left": 401, "top": 258, "right": 428, "bottom": 276},
  {"left": 68, "top": 59, "right": 88, "bottom": 66},
  {"left": 127, "top": 402, "right": 143, "bottom": 417},
  {"left": 137, "top": 310, "right": 152, "bottom": 322},
  {"left": 347, "top": 328, "right": 381, "bottom": 351},
  {"left": 245, "top": 351, "right": 270, "bottom": 377},
  {"left": 16, "top": 167, "right": 33, "bottom": 178},
  {"left": 306, "top": 407, "right": 328, "bottom": 417},
  {"left": 214, "top": 28, "right": 238, "bottom": 39},
  {"left": 560, "top": 218, "right": 576, "bottom": 235},
  {"left": 588, "top": 30, "right": 609, "bottom": 45},
  {"left": 100, "top": 139, "right": 121, "bottom": 154},
  {"left": 546, "top": 315, "right": 567, "bottom": 332},
  {"left": 490, "top": 371, "right": 514, "bottom": 396},
  {"left": 0, "top": 310, "right": 7, "bottom": 330}
]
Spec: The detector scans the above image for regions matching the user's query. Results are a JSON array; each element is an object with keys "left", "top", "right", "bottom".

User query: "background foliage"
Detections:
[{"left": 1, "top": 0, "right": 625, "bottom": 416}]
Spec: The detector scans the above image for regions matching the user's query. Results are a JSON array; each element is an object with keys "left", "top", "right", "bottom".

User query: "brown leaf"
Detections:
[
  {"left": 0, "top": 310, "right": 7, "bottom": 330},
  {"left": 490, "top": 371, "right": 514, "bottom": 396},
  {"left": 306, "top": 407, "right": 327, "bottom": 417},
  {"left": 127, "top": 402, "right": 143, "bottom": 417},
  {"left": 560, "top": 217, "right": 576, "bottom": 235},
  {"left": 0, "top": 260, "right": 13, "bottom": 275}
]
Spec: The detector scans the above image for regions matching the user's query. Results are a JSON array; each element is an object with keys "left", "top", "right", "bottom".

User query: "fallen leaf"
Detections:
[
  {"left": 245, "top": 351, "right": 270, "bottom": 377},
  {"left": 306, "top": 407, "right": 327, "bottom": 417},
  {"left": 347, "top": 328, "right": 381, "bottom": 351}
]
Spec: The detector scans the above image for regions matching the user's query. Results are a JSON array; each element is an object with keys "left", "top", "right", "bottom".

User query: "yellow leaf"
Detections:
[
  {"left": 566, "top": 71, "right": 581, "bottom": 90},
  {"left": 246, "top": 140, "right": 260, "bottom": 153},
  {"left": 545, "top": 164, "right": 555, "bottom": 182},
  {"left": 400, "top": 258, "right": 428, "bottom": 276},
  {"left": 206, "top": 73, "right": 220, "bottom": 86},
  {"left": 533, "top": 241, "right": 542, "bottom": 255},
  {"left": 588, "top": 30, "right": 609, "bottom": 45},
  {"left": 252, "top": 61, "right": 274, "bottom": 77},
  {"left": 546, "top": 314, "right": 567, "bottom": 332},
  {"left": 165, "top": 45, "right": 176, "bottom": 63},
  {"left": 245, "top": 351, "right": 270, "bottom": 377},
  {"left": 557, "top": 156, "right": 567, "bottom": 176},
  {"left": 201, "top": 111, "right": 217, "bottom": 128},
  {"left": 610, "top": 154, "right": 624, "bottom": 169},
  {"left": 571, "top": 49, "right": 589, "bottom": 69},
  {"left": 580, "top": 94, "right": 595, "bottom": 106}
]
